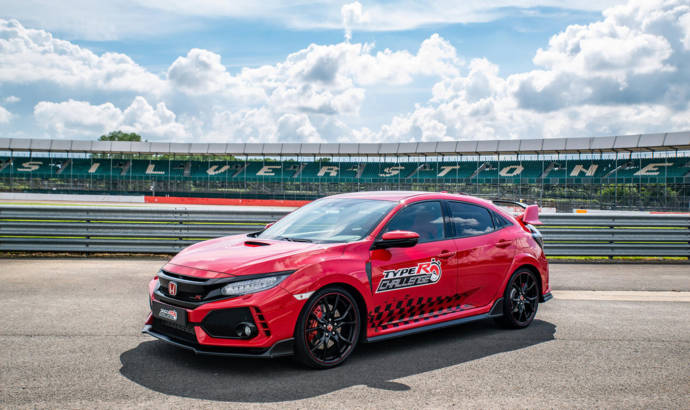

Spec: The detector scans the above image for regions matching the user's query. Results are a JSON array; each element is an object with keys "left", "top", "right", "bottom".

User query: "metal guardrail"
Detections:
[
  {"left": 539, "top": 214, "right": 690, "bottom": 257},
  {"left": 0, "top": 205, "right": 287, "bottom": 254},
  {"left": 0, "top": 205, "right": 688, "bottom": 257}
]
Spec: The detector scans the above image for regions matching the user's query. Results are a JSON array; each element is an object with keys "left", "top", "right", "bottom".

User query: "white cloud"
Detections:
[
  {"left": 205, "top": 108, "right": 277, "bottom": 143},
  {"left": 0, "top": 105, "right": 11, "bottom": 123},
  {"left": 364, "top": 0, "right": 690, "bottom": 141},
  {"left": 335, "top": 1, "right": 626, "bottom": 32},
  {"left": 4, "top": 0, "right": 690, "bottom": 144},
  {"left": 342, "top": 2, "right": 369, "bottom": 42},
  {"left": 167, "top": 49, "right": 267, "bottom": 103},
  {"left": 533, "top": 23, "right": 673, "bottom": 77},
  {"left": 4, "top": 96, "right": 20, "bottom": 104},
  {"left": 0, "top": 1, "right": 626, "bottom": 40},
  {"left": 34, "top": 97, "right": 186, "bottom": 139},
  {"left": 0, "top": 0, "right": 201, "bottom": 41},
  {"left": 202, "top": 109, "right": 324, "bottom": 143},
  {"left": 0, "top": 19, "right": 165, "bottom": 94},
  {"left": 378, "top": 105, "right": 450, "bottom": 141},
  {"left": 233, "top": 37, "right": 460, "bottom": 90},
  {"left": 165, "top": 36, "right": 461, "bottom": 123},
  {"left": 171, "top": 34, "right": 463, "bottom": 142},
  {"left": 0, "top": 17, "right": 462, "bottom": 143},
  {"left": 120, "top": 97, "right": 187, "bottom": 139},
  {"left": 514, "top": 0, "right": 690, "bottom": 110},
  {"left": 34, "top": 100, "right": 121, "bottom": 137},
  {"left": 317, "top": 35, "right": 462, "bottom": 86},
  {"left": 679, "top": 10, "right": 690, "bottom": 50},
  {"left": 168, "top": 48, "right": 230, "bottom": 95},
  {"left": 269, "top": 84, "right": 365, "bottom": 115},
  {"left": 277, "top": 113, "right": 322, "bottom": 142}
]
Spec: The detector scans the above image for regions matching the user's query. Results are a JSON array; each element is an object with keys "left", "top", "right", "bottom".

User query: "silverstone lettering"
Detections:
[
  {"left": 377, "top": 259, "right": 442, "bottom": 293},
  {"left": 9, "top": 161, "right": 679, "bottom": 178}
]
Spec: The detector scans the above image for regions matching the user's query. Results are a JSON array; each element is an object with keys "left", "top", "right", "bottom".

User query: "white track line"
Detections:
[{"left": 552, "top": 290, "right": 690, "bottom": 302}]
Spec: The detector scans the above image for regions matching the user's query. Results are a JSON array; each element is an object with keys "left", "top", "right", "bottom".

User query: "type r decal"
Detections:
[{"left": 376, "top": 258, "right": 442, "bottom": 293}]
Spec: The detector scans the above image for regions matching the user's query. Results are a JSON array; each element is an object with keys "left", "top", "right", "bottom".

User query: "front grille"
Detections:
[
  {"left": 156, "top": 270, "right": 232, "bottom": 308},
  {"left": 151, "top": 318, "right": 197, "bottom": 345},
  {"left": 156, "top": 269, "right": 294, "bottom": 309},
  {"left": 158, "top": 285, "right": 207, "bottom": 303},
  {"left": 162, "top": 271, "right": 208, "bottom": 282}
]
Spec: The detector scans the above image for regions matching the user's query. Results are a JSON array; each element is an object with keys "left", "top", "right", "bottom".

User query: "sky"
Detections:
[{"left": 0, "top": 0, "right": 689, "bottom": 143}]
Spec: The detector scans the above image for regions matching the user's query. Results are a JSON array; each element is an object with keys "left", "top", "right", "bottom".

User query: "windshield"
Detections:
[{"left": 257, "top": 198, "right": 395, "bottom": 243}]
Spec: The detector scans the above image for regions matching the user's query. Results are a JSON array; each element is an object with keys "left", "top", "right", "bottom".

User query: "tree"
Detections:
[{"left": 98, "top": 131, "right": 143, "bottom": 142}]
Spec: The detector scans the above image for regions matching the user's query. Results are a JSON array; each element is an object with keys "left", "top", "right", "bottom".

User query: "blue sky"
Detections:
[
  {"left": 71, "top": 7, "right": 602, "bottom": 75},
  {"left": 0, "top": 0, "right": 688, "bottom": 143}
]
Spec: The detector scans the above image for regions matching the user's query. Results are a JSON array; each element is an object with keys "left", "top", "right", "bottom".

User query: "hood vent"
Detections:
[{"left": 244, "top": 241, "right": 271, "bottom": 247}]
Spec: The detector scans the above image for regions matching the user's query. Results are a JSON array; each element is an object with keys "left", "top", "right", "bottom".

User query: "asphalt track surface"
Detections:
[{"left": 1, "top": 260, "right": 688, "bottom": 409}]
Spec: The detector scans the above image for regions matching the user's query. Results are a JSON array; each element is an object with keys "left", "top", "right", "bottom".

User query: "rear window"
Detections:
[
  {"left": 492, "top": 212, "right": 513, "bottom": 229},
  {"left": 447, "top": 201, "right": 494, "bottom": 237}
]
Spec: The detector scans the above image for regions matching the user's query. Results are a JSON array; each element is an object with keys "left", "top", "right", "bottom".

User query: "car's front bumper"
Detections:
[{"left": 144, "top": 276, "right": 304, "bottom": 354}]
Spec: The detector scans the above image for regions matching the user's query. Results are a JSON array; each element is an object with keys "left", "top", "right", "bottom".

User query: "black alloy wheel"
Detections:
[
  {"left": 495, "top": 268, "right": 539, "bottom": 329},
  {"left": 294, "top": 287, "right": 361, "bottom": 369}
]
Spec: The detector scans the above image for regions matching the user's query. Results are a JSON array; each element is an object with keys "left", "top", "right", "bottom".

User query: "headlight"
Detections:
[{"left": 220, "top": 272, "right": 293, "bottom": 296}]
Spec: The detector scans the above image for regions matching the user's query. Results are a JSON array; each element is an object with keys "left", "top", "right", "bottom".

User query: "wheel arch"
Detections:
[
  {"left": 323, "top": 282, "right": 368, "bottom": 341},
  {"left": 494, "top": 263, "right": 542, "bottom": 329},
  {"left": 514, "top": 263, "right": 543, "bottom": 297},
  {"left": 328, "top": 282, "right": 368, "bottom": 341},
  {"left": 297, "top": 281, "right": 369, "bottom": 342},
  {"left": 499, "top": 251, "right": 547, "bottom": 300}
]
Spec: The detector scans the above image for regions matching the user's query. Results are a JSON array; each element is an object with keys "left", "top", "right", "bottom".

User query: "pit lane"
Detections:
[{"left": 0, "top": 260, "right": 688, "bottom": 408}]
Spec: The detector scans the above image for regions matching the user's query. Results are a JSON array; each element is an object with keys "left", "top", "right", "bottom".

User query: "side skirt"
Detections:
[
  {"left": 366, "top": 312, "right": 491, "bottom": 343},
  {"left": 488, "top": 298, "right": 504, "bottom": 317}
]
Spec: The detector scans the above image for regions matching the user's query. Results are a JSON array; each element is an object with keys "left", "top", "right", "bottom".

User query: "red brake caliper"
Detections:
[{"left": 307, "top": 305, "right": 323, "bottom": 343}]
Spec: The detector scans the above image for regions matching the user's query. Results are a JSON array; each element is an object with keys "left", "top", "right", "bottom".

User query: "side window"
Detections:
[
  {"left": 447, "top": 201, "right": 494, "bottom": 237},
  {"left": 492, "top": 212, "right": 513, "bottom": 229},
  {"left": 382, "top": 201, "right": 445, "bottom": 243}
]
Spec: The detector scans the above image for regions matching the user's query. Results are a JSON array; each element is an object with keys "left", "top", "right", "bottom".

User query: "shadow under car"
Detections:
[{"left": 119, "top": 318, "right": 556, "bottom": 402}]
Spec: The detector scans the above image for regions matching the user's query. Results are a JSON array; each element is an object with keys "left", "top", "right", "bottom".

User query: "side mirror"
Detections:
[
  {"left": 264, "top": 222, "right": 274, "bottom": 230},
  {"left": 372, "top": 230, "right": 419, "bottom": 249}
]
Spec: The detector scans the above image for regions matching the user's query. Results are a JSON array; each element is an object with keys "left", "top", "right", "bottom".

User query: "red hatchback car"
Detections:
[{"left": 144, "top": 191, "right": 551, "bottom": 368}]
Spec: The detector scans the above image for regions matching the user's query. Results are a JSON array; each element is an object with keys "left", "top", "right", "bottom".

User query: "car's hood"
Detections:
[{"left": 163, "top": 235, "right": 336, "bottom": 278}]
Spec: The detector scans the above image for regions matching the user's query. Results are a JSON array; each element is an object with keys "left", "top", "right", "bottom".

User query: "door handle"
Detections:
[
  {"left": 438, "top": 250, "right": 456, "bottom": 259},
  {"left": 496, "top": 239, "right": 512, "bottom": 248}
]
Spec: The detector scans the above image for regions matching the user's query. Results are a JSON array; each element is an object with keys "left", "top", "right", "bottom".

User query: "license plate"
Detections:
[{"left": 152, "top": 301, "right": 187, "bottom": 325}]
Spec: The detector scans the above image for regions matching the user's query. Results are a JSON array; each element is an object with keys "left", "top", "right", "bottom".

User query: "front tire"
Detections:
[
  {"left": 294, "top": 287, "right": 361, "bottom": 369},
  {"left": 495, "top": 268, "right": 539, "bottom": 329}
]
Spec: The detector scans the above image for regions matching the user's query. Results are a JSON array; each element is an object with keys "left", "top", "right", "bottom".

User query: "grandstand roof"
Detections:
[{"left": 1, "top": 131, "right": 688, "bottom": 156}]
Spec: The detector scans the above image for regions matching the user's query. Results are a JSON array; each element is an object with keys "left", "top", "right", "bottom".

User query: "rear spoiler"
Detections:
[{"left": 490, "top": 199, "right": 542, "bottom": 225}]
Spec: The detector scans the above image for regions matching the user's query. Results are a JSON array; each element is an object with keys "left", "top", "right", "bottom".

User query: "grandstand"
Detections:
[{"left": 1, "top": 132, "right": 689, "bottom": 211}]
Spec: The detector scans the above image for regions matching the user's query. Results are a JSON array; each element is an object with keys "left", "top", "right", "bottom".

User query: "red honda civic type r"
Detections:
[{"left": 143, "top": 191, "right": 551, "bottom": 368}]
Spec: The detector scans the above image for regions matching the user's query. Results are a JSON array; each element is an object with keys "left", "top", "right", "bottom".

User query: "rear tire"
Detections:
[
  {"left": 494, "top": 268, "right": 539, "bottom": 329},
  {"left": 294, "top": 286, "right": 361, "bottom": 369}
]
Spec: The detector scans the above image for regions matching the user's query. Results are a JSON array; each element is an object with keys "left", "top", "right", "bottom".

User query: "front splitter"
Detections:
[{"left": 142, "top": 325, "right": 294, "bottom": 358}]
